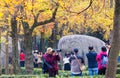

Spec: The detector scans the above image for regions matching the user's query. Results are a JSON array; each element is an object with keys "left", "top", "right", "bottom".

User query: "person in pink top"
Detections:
[
  {"left": 96, "top": 46, "right": 108, "bottom": 75},
  {"left": 20, "top": 50, "right": 25, "bottom": 67}
]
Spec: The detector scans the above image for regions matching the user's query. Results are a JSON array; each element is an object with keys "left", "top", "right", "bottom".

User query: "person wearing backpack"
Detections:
[{"left": 96, "top": 46, "right": 108, "bottom": 75}]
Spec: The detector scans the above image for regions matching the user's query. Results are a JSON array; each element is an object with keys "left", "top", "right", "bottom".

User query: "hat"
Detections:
[
  {"left": 74, "top": 48, "right": 78, "bottom": 53},
  {"left": 47, "top": 47, "right": 52, "bottom": 52}
]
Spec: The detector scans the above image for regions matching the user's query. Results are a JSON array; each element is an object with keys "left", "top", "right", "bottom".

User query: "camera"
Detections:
[
  {"left": 52, "top": 49, "right": 62, "bottom": 52},
  {"left": 56, "top": 49, "right": 62, "bottom": 52}
]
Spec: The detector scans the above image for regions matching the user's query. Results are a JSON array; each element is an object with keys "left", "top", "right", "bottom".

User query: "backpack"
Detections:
[{"left": 101, "top": 55, "right": 108, "bottom": 67}]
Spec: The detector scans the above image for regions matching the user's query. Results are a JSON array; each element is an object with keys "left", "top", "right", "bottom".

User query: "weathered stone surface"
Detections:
[{"left": 58, "top": 35, "right": 105, "bottom": 64}]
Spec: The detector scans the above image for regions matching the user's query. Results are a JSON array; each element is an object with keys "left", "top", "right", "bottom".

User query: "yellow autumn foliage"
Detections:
[
  {"left": 0, "top": 0, "right": 114, "bottom": 41},
  {"left": 0, "top": 37, "right": 6, "bottom": 43}
]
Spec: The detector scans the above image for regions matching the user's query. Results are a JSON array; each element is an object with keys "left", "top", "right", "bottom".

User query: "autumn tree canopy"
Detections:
[
  {"left": 0, "top": 0, "right": 114, "bottom": 40},
  {"left": 0, "top": 0, "right": 115, "bottom": 74}
]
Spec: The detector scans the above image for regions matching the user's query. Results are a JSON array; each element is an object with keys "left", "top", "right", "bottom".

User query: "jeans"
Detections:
[
  {"left": 88, "top": 68, "right": 98, "bottom": 76},
  {"left": 20, "top": 61, "right": 25, "bottom": 67},
  {"left": 71, "top": 73, "right": 82, "bottom": 76}
]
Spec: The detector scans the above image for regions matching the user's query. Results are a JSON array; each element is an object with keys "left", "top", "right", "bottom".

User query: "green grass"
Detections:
[
  {"left": 1, "top": 63, "right": 120, "bottom": 78},
  {"left": 0, "top": 75, "right": 104, "bottom": 78}
]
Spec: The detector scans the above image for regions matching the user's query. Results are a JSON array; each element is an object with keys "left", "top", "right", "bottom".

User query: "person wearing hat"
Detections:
[
  {"left": 42, "top": 47, "right": 53, "bottom": 74},
  {"left": 86, "top": 46, "right": 98, "bottom": 76},
  {"left": 43, "top": 47, "right": 60, "bottom": 77},
  {"left": 69, "top": 48, "right": 84, "bottom": 76}
]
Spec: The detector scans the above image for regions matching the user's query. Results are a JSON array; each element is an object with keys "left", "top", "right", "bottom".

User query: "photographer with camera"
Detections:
[
  {"left": 43, "top": 48, "right": 60, "bottom": 77},
  {"left": 51, "top": 49, "right": 61, "bottom": 77}
]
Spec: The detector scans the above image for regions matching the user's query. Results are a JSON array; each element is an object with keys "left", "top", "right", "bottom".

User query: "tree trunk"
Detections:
[
  {"left": 53, "top": 22, "right": 58, "bottom": 49},
  {"left": 11, "top": 16, "right": 21, "bottom": 74},
  {"left": 0, "top": 28, "right": 2, "bottom": 75},
  {"left": 105, "top": 1, "right": 120, "bottom": 78},
  {"left": 33, "top": 34, "right": 37, "bottom": 50},
  {"left": 40, "top": 32, "right": 45, "bottom": 52},
  {"left": 48, "top": 35, "right": 54, "bottom": 48},
  {"left": 48, "top": 22, "right": 58, "bottom": 49},
  {"left": 21, "top": 4, "right": 58, "bottom": 74},
  {"left": 5, "top": 30, "right": 9, "bottom": 74},
  {"left": 24, "top": 30, "right": 34, "bottom": 74},
  {"left": 110, "top": 0, "right": 113, "bottom": 8},
  {"left": 12, "top": 37, "right": 21, "bottom": 74}
]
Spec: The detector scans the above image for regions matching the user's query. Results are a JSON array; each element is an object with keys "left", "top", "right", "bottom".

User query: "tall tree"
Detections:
[
  {"left": 0, "top": 0, "right": 58, "bottom": 74},
  {"left": 11, "top": 13, "right": 21, "bottom": 74},
  {"left": 105, "top": 0, "right": 120, "bottom": 78},
  {"left": 40, "top": 32, "right": 45, "bottom": 52},
  {"left": 5, "top": 27, "right": 9, "bottom": 74},
  {"left": 0, "top": 1, "right": 21, "bottom": 74},
  {"left": 20, "top": 1, "right": 59, "bottom": 74},
  {"left": 0, "top": 27, "right": 2, "bottom": 75},
  {"left": 0, "top": 0, "right": 115, "bottom": 75}
]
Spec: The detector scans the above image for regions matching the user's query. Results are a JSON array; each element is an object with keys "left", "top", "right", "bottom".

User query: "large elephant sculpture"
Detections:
[{"left": 58, "top": 35, "right": 105, "bottom": 65}]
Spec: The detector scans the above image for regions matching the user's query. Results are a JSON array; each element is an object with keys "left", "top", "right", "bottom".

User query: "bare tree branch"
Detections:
[
  {"left": 30, "top": 5, "right": 59, "bottom": 32},
  {"left": 97, "top": 0, "right": 105, "bottom": 14},
  {"left": 64, "top": 0, "right": 93, "bottom": 15},
  {"left": 31, "top": 0, "right": 36, "bottom": 24},
  {"left": 77, "top": 0, "right": 93, "bottom": 15},
  {"left": 34, "top": 10, "right": 45, "bottom": 24},
  {"left": 21, "top": 20, "right": 29, "bottom": 30}
]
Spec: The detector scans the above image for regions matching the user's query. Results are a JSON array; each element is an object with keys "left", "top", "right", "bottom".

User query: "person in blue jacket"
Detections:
[{"left": 86, "top": 46, "right": 98, "bottom": 76}]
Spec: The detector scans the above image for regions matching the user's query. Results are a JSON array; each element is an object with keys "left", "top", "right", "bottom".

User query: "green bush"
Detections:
[
  {"left": 58, "top": 63, "right": 62, "bottom": 70},
  {"left": 117, "top": 63, "right": 120, "bottom": 67},
  {"left": 2, "top": 68, "right": 5, "bottom": 74},
  {"left": 116, "top": 68, "right": 120, "bottom": 74},
  {"left": 20, "top": 67, "right": 42, "bottom": 75},
  {"left": 0, "top": 75, "right": 106, "bottom": 78},
  {"left": 116, "top": 74, "right": 120, "bottom": 78},
  {"left": 1, "top": 66, "right": 120, "bottom": 78},
  {"left": 33, "top": 68, "right": 42, "bottom": 75}
]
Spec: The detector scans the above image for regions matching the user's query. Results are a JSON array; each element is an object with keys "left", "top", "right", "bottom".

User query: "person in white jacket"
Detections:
[{"left": 63, "top": 53, "right": 71, "bottom": 71}]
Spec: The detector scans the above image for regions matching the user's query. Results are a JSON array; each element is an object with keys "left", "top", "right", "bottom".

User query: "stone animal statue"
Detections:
[{"left": 58, "top": 35, "right": 105, "bottom": 65}]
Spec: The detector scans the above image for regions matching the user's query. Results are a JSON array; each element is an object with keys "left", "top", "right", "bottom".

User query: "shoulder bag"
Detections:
[{"left": 74, "top": 55, "right": 86, "bottom": 71}]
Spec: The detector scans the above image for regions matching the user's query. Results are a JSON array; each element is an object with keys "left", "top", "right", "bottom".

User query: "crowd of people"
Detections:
[{"left": 19, "top": 45, "right": 110, "bottom": 77}]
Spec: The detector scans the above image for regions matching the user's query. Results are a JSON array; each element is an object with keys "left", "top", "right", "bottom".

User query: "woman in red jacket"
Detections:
[{"left": 43, "top": 48, "right": 60, "bottom": 77}]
